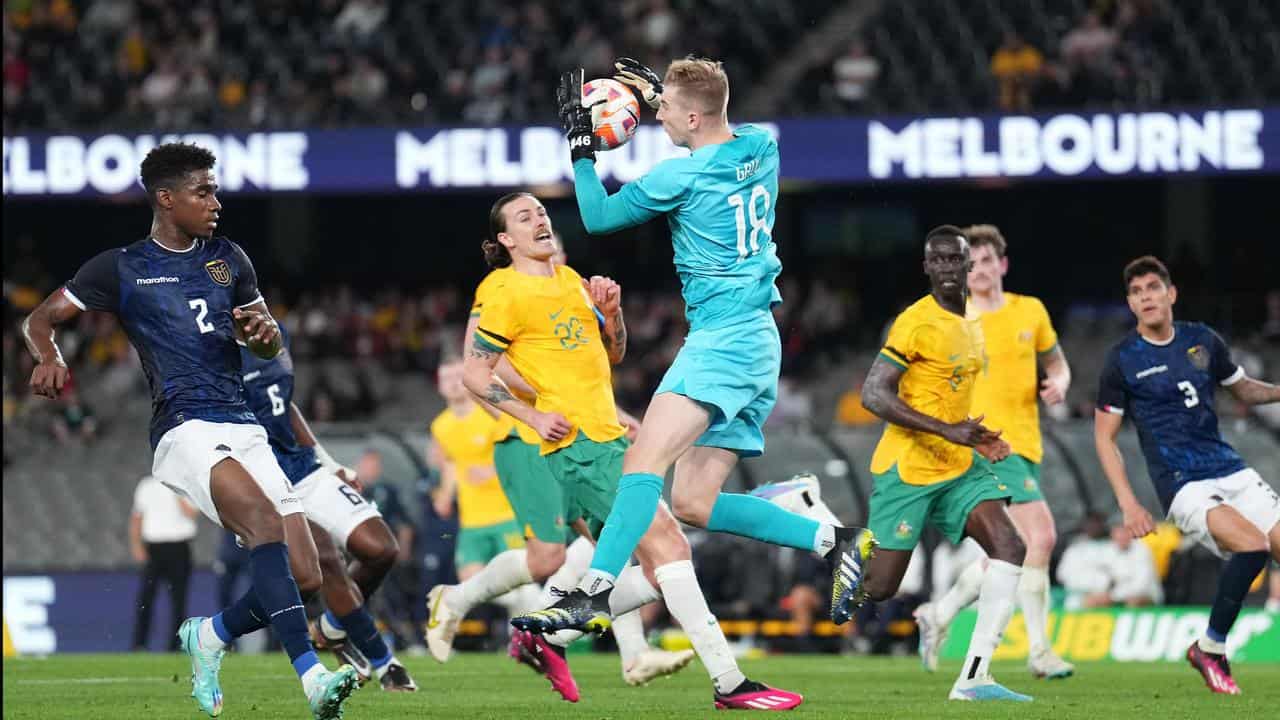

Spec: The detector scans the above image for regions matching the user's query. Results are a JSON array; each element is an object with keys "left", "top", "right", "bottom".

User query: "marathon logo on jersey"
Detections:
[
  {"left": 1135, "top": 364, "right": 1169, "bottom": 380},
  {"left": 204, "top": 259, "right": 232, "bottom": 286},
  {"left": 1187, "top": 345, "right": 1209, "bottom": 371},
  {"left": 135, "top": 276, "right": 180, "bottom": 286}
]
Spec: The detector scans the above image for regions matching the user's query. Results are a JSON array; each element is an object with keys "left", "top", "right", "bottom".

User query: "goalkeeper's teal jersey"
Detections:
[{"left": 573, "top": 124, "right": 782, "bottom": 330}]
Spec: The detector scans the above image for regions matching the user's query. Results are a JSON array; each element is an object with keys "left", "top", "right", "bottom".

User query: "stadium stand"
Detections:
[
  {"left": 2, "top": 0, "right": 839, "bottom": 131},
  {"left": 793, "top": 0, "right": 1280, "bottom": 115},
  {"left": 7, "top": 0, "right": 1278, "bottom": 132}
]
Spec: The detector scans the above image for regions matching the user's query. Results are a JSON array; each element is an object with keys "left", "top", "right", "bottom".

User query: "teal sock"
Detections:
[
  {"left": 706, "top": 492, "right": 821, "bottom": 551},
  {"left": 589, "top": 472, "right": 663, "bottom": 578}
]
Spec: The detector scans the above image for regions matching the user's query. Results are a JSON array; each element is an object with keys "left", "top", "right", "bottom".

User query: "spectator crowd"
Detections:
[{"left": 6, "top": 1, "right": 1273, "bottom": 132}]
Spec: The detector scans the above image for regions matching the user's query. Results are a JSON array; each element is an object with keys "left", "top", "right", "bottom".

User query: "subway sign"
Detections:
[{"left": 942, "top": 607, "right": 1279, "bottom": 663}]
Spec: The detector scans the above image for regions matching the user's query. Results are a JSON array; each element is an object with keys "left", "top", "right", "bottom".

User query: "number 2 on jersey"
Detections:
[
  {"left": 189, "top": 298, "right": 215, "bottom": 334},
  {"left": 728, "top": 185, "right": 772, "bottom": 261}
]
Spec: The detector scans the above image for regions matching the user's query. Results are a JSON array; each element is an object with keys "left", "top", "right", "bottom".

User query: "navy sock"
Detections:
[
  {"left": 250, "top": 542, "right": 320, "bottom": 677},
  {"left": 324, "top": 609, "right": 344, "bottom": 632},
  {"left": 340, "top": 607, "right": 392, "bottom": 669},
  {"left": 1208, "top": 551, "right": 1268, "bottom": 643},
  {"left": 216, "top": 589, "right": 268, "bottom": 640}
]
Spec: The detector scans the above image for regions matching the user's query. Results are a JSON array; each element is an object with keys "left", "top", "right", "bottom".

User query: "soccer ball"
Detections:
[{"left": 582, "top": 78, "right": 640, "bottom": 150}]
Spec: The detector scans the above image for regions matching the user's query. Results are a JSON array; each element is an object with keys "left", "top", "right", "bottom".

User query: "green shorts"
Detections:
[
  {"left": 546, "top": 435, "right": 629, "bottom": 539},
  {"left": 455, "top": 519, "right": 525, "bottom": 567},
  {"left": 869, "top": 454, "right": 1013, "bottom": 550},
  {"left": 994, "top": 454, "right": 1044, "bottom": 504},
  {"left": 494, "top": 434, "right": 574, "bottom": 544}
]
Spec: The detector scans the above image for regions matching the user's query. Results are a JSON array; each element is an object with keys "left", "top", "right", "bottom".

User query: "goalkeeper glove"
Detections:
[
  {"left": 557, "top": 69, "right": 599, "bottom": 163},
  {"left": 613, "top": 57, "right": 663, "bottom": 110}
]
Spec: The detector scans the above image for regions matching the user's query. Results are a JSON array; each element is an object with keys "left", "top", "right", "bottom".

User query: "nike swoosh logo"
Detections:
[
  {"left": 426, "top": 589, "right": 445, "bottom": 629},
  {"left": 948, "top": 354, "right": 961, "bottom": 361},
  {"left": 550, "top": 308, "right": 564, "bottom": 321}
]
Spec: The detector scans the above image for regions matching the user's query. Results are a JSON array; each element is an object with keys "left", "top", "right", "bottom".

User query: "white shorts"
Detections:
[
  {"left": 1166, "top": 467, "right": 1280, "bottom": 558},
  {"left": 294, "top": 466, "right": 382, "bottom": 548},
  {"left": 152, "top": 419, "right": 303, "bottom": 527}
]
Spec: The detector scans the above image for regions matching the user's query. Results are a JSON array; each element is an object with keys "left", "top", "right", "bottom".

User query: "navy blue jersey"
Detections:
[
  {"left": 63, "top": 236, "right": 262, "bottom": 448},
  {"left": 1097, "top": 321, "right": 1247, "bottom": 511},
  {"left": 240, "top": 329, "right": 320, "bottom": 485}
]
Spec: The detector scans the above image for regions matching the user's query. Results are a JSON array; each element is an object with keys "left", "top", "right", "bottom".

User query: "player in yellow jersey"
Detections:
[
  {"left": 463, "top": 192, "right": 802, "bottom": 709},
  {"left": 915, "top": 225, "right": 1076, "bottom": 680},
  {"left": 429, "top": 360, "right": 540, "bottom": 609},
  {"left": 425, "top": 231, "right": 695, "bottom": 699},
  {"left": 849, "top": 226, "right": 1033, "bottom": 702}
]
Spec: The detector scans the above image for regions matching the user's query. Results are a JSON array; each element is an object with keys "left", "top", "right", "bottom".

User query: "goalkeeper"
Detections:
[{"left": 514, "top": 57, "right": 872, "bottom": 663}]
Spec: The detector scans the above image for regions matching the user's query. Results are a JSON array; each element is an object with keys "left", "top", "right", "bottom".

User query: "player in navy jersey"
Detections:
[
  {"left": 238, "top": 328, "right": 417, "bottom": 691},
  {"left": 21, "top": 143, "right": 359, "bottom": 719},
  {"left": 1094, "top": 255, "right": 1280, "bottom": 695}
]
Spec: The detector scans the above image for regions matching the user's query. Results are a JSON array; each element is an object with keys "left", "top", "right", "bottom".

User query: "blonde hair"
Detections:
[
  {"left": 962, "top": 224, "right": 1007, "bottom": 258},
  {"left": 664, "top": 56, "right": 729, "bottom": 116}
]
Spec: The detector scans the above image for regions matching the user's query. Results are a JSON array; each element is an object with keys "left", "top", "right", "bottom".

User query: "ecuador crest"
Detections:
[
  {"left": 1187, "top": 345, "right": 1209, "bottom": 371},
  {"left": 205, "top": 259, "right": 232, "bottom": 286}
]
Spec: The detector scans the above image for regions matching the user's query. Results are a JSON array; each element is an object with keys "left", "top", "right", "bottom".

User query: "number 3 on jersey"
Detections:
[
  {"left": 728, "top": 185, "right": 772, "bottom": 261},
  {"left": 1177, "top": 380, "right": 1199, "bottom": 408}
]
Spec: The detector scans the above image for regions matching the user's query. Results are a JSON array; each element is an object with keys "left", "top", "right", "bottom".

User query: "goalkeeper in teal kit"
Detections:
[{"left": 513, "top": 58, "right": 874, "bottom": 636}]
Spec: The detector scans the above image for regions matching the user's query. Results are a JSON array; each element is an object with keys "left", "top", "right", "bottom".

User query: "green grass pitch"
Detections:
[{"left": 4, "top": 652, "right": 1278, "bottom": 719}]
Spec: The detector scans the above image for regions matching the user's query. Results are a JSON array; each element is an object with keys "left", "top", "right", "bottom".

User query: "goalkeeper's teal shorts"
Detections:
[{"left": 654, "top": 311, "right": 779, "bottom": 458}]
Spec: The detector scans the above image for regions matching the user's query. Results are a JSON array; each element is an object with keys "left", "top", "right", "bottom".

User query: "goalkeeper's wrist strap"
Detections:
[{"left": 569, "top": 132, "right": 595, "bottom": 162}]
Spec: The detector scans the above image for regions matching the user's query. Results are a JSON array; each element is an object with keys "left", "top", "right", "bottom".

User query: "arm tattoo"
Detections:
[
  {"left": 484, "top": 382, "right": 515, "bottom": 405},
  {"left": 470, "top": 345, "right": 496, "bottom": 360},
  {"left": 602, "top": 309, "right": 627, "bottom": 362},
  {"left": 613, "top": 322, "right": 626, "bottom": 353}
]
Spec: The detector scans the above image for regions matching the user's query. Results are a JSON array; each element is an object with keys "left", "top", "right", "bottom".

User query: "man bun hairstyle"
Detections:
[{"left": 484, "top": 192, "right": 534, "bottom": 269}]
